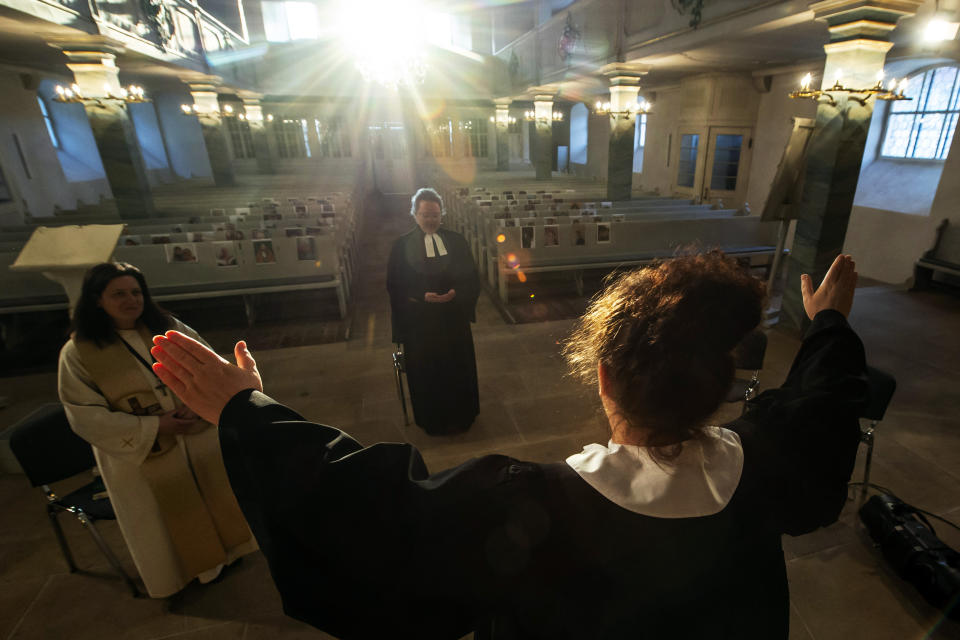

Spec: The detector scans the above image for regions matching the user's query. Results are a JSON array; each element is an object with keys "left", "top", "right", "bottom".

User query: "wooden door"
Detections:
[{"left": 702, "top": 127, "right": 753, "bottom": 211}]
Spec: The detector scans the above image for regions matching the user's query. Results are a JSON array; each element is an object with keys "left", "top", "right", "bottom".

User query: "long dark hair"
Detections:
[{"left": 72, "top": 262, "right": 173, "bottom": 347}]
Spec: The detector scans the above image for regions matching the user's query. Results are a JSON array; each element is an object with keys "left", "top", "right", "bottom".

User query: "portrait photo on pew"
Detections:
[
  {"left": 253, "top": 239, "right": 276, "bottom": 265},
  {"left": 597, "top": 222, "right": 612, "bottom": 243},
  {"left": 521, "top": 225, "right": 535, "bottom": 249}
]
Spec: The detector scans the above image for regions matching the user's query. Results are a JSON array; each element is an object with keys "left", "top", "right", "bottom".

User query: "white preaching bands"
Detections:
[{"left": 424, "top": 233, "right": 448, "bottom": 258}]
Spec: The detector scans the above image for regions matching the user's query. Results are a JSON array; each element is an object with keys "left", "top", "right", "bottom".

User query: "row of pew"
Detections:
[
  {"left": 1, "top": 187, "right": 364, "bottom": 323},
  {"left": 439, "top": 183, "right": 779, "bottom": 304}
]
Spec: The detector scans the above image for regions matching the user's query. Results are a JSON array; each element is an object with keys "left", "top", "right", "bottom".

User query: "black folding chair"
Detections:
[
  {"left": 858, "top": 366, "right": 897, "bottom": 502},
  {"left": 393, "top": 344, "right": 410, "bottom": 425},
  {"left": 9, "top": 403, "right": 141, "bottom": 597},
  {"left": 726, "top": 329, "right": 768, "bottom": 414}
]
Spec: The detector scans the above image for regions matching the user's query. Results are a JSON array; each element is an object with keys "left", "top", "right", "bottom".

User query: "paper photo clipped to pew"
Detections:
[
  {"left": 597, "top": 222, "right": 612, "bottom": 244},
  {"left": 521, "top": 225, "right": 535, "bottom": 249},
  {"left": 165, "top": 243, "right": 199, "bottom": 264},
  {"left": 214, "top": 241, "right": 238, "bottom": 267}
]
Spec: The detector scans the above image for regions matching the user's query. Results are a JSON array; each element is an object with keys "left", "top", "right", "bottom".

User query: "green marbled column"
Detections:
[
  {"left": 534, "top": 120, "right": 553, "bottom": 180},
  {"left": 780, "top": 93, "right": 873, "bottom": 332},
  {"left": 607, "top": 115, "right": 636, "bottom": 201},
  {"left": 197, "top": 114, "right": 236, "bottom": 187},
  {"left": 249, "top": 122, "right": 276, "bottom": 174},
  {"left": 83, "top": 101, "right": 154, "bottom": 219},
  {"left": 496, "top": 125, "right": 510, "bottom": 171}
]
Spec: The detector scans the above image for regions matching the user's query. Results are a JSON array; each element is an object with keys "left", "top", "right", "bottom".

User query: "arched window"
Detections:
[
  {"left": 633, "top": 113, "right": 647, "bottom": 172},
  {"left": 881, "top": 65, "right": 959, "bottom": 160},
  {"left": 569, "top": 103, "right": 588, "bottom": 165},
  {"left": 37, "top": 96, "right": 58, "bottom": 149}
]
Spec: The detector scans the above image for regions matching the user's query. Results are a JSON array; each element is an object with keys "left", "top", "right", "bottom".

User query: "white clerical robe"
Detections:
[{"left": 57, "top": 320, "right": 257, "bottom": 597}]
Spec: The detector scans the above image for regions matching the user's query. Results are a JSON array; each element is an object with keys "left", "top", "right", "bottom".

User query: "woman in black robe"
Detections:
[
  {"left": 152, "top": 253, "right": 870, "bottom": 639},
  {"left": 387, "top": 188, "right": 480, "bottom": 434}
]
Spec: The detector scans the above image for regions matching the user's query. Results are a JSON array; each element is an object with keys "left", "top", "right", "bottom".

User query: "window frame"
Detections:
[
  {"left": 37, "top": 95, "right": 59, "bottom": 149},
  {"left": 878, "top": 64, "right": 960, "bottom": 163}
]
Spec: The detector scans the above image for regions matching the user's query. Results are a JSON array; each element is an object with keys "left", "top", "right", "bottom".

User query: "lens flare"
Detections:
[
  {"left": 517, "top": 271, "right": 527, "bottom": 283},
  {"left": 496, "top": 234, "right": 506, "bottom": 243}
]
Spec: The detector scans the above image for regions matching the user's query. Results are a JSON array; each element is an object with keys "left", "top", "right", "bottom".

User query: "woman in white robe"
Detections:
[{"left": 58, "top": 262, "right": 257, "bottom": 598}]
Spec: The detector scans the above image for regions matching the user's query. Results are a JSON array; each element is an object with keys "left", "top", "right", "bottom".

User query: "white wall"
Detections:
[
  {"left": 745, "top": 71, "right": 817, "bottom": 214},
  {"left": 635, "top": 87, "right": 682, "bottom": 193},
  {"left": 569, "top": 103, "right": 588, "bottom": 165},
  {"left": 0, "top": 71, "right": 110, "bottom": 222},
  {"left": 569, "top": 109, "right": 609, "bottom": 180},
  {"left": 154, "top": 91, "right": 214, "bottom": 182},
  {"left": 37, "top": 79, "right": 112, "bottom": 209},
  {"left": 129, "top": 102, "right": 175, "bottom": 186},
  {"left": 842, "top": 60, "right": 959, "bottom": 284}
]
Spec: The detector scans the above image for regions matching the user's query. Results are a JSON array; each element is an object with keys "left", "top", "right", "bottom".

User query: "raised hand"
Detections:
[
  {"left": 801, "top": 254, "right": 858, "bottom": 320},
  {"left": 150, "top": 331, "right": 263, "bottom": 425}
]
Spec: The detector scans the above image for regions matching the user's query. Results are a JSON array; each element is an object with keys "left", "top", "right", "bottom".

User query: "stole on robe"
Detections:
[{"left": 72, "top": 326, "right": 251, "bottom": 578}]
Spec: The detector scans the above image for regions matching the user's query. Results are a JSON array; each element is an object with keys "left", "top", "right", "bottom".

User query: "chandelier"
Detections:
[{"left": 789, "top": 72, "right": 911, "bottom": 106}]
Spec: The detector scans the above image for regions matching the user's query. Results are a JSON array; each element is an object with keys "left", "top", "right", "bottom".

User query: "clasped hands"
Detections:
[{"left": 425, "top": 288, "right": 456, "bottom": 303}]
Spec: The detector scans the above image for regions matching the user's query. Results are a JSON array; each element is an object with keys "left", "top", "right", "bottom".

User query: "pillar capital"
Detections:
[
  {"left": 599, "top": 63, "right": 650, "bottom": 82},
  {"left": 56, "top": 49, "right": 124, "bottom": 98},
  {"left": 808, "top": 0, "right": 925, "bottom": 40}
]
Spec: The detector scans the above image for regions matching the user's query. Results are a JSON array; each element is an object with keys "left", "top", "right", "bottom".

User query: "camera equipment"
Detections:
[{"left": 859, "top": 493, "right": 960, "bottom": 620}]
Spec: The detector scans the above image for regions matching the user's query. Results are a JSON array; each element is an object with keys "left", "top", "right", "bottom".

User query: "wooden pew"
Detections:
[
  {"left": 114, "top": 234, "right": 347, "bottom": 321},
  {"left": 492, "top": 216, "right": 780, "bottom": 303},
  {"left": 914, "top": 219, "right": 960, "bottom": 289}
]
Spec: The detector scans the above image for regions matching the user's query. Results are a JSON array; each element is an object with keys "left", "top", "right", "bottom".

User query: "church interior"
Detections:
[{"left": 0, "top": 0, "right": 959, "bottom": 637}]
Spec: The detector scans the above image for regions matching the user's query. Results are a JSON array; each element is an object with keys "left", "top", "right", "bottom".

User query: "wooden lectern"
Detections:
[{"left": 10, "top": 225, "right": 125, "bottom": 312}]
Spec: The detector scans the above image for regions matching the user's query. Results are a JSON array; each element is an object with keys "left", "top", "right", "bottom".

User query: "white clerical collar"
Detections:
[
  {"left": 424, "top": 232, "right": 448, "bottom": 258},
  {"left": 565, "top": 426, "right": 744, "bottom": 518}
]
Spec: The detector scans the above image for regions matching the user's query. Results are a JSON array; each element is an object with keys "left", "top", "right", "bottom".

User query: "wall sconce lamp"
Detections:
[
  {"left": 789, "top": 71, "right": 912, "bottom": 107},
  {"left": 54, "top": 83, "right": 148, "bottom": 104},
  {"left": 523, "top": 110, "right": 564, "bottom": 122},
  {"left": 594, "top": 99, "right": 652, "bottom": 118},
  {"left": 489, "top": 114, "right": 517, "bottom": 125}
]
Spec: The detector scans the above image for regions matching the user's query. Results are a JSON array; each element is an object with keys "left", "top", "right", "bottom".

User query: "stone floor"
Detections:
[{"left": 1, "top": 180, "right": 959, "bottom": 639}]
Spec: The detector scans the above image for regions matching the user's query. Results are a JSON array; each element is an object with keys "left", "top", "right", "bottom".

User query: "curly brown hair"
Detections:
[{"left": 563, "top": 250, "right": 766, "bottom": 458}]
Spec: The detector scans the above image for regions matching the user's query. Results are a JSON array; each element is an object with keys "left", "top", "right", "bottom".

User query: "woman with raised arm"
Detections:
[
  {"left": 57, "top": 262, "right": 256, "bottom": 598},
  {"left": 152, "top": 252, "right": 867, "bottom": 639},
  {"left": 387, "top": 187, "right": 480, "bottom": 434}
]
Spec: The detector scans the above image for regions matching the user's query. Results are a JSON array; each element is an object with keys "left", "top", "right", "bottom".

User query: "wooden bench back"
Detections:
[
  {"left": 112, "top": 234, "right": 340, "bottom": 292},
  {"left": 496, "top": 216, "right": 778, "bottom": 266}
]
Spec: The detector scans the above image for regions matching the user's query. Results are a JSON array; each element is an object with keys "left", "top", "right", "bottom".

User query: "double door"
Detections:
[
  {"left": 673, "top": 126, "right": 753, "bottom": 210},
  {"left": 369, "top": 122, "right": 415, "bottom": 195}
]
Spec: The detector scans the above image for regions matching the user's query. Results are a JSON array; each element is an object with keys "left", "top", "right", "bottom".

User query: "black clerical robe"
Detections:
[
  {"left": 217, "top": 310, "right": 869, "bottom": 640},
  {"left": 386, "top": 226, "right": 480, "bottom": 434}
]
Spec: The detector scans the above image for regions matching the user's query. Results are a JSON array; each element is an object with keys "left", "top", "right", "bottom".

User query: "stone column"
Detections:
[
  {"left": 189, "top": 82, "right": 235, "bottom": 187},
  {"left": 533, "top": 94, "right": 554, "bottom": 180},
  {"left": 493, "top": 98, "right": 513, "bottom": 171},
  {"left": 780, "top": 0, "right": 923, "bottom": 331},
  {"left": 602, "top": 65, "right": 647, "bottom": 201},
  {"left": 59, "top": 47, "right": 155, "bottom": 219},
  {"left": 240, "top": 94, "right": 276, "bottom": 174}
]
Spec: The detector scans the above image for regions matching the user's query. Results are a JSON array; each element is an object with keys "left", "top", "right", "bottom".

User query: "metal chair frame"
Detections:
[
  {"left": 857, "top": 366, "right": 897, "bottom": 505},
  {"left": 728, "top": 329, "right": 768, "bottom": 414},
  {"left": 393, "top": 344, "right": 410, "bottom": 425},
  {"left": 10, "top": 403, "right": 142, "bottom": 597},
  {"left": 42, "top": 484, "right": 141, "bottom": 598}
]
